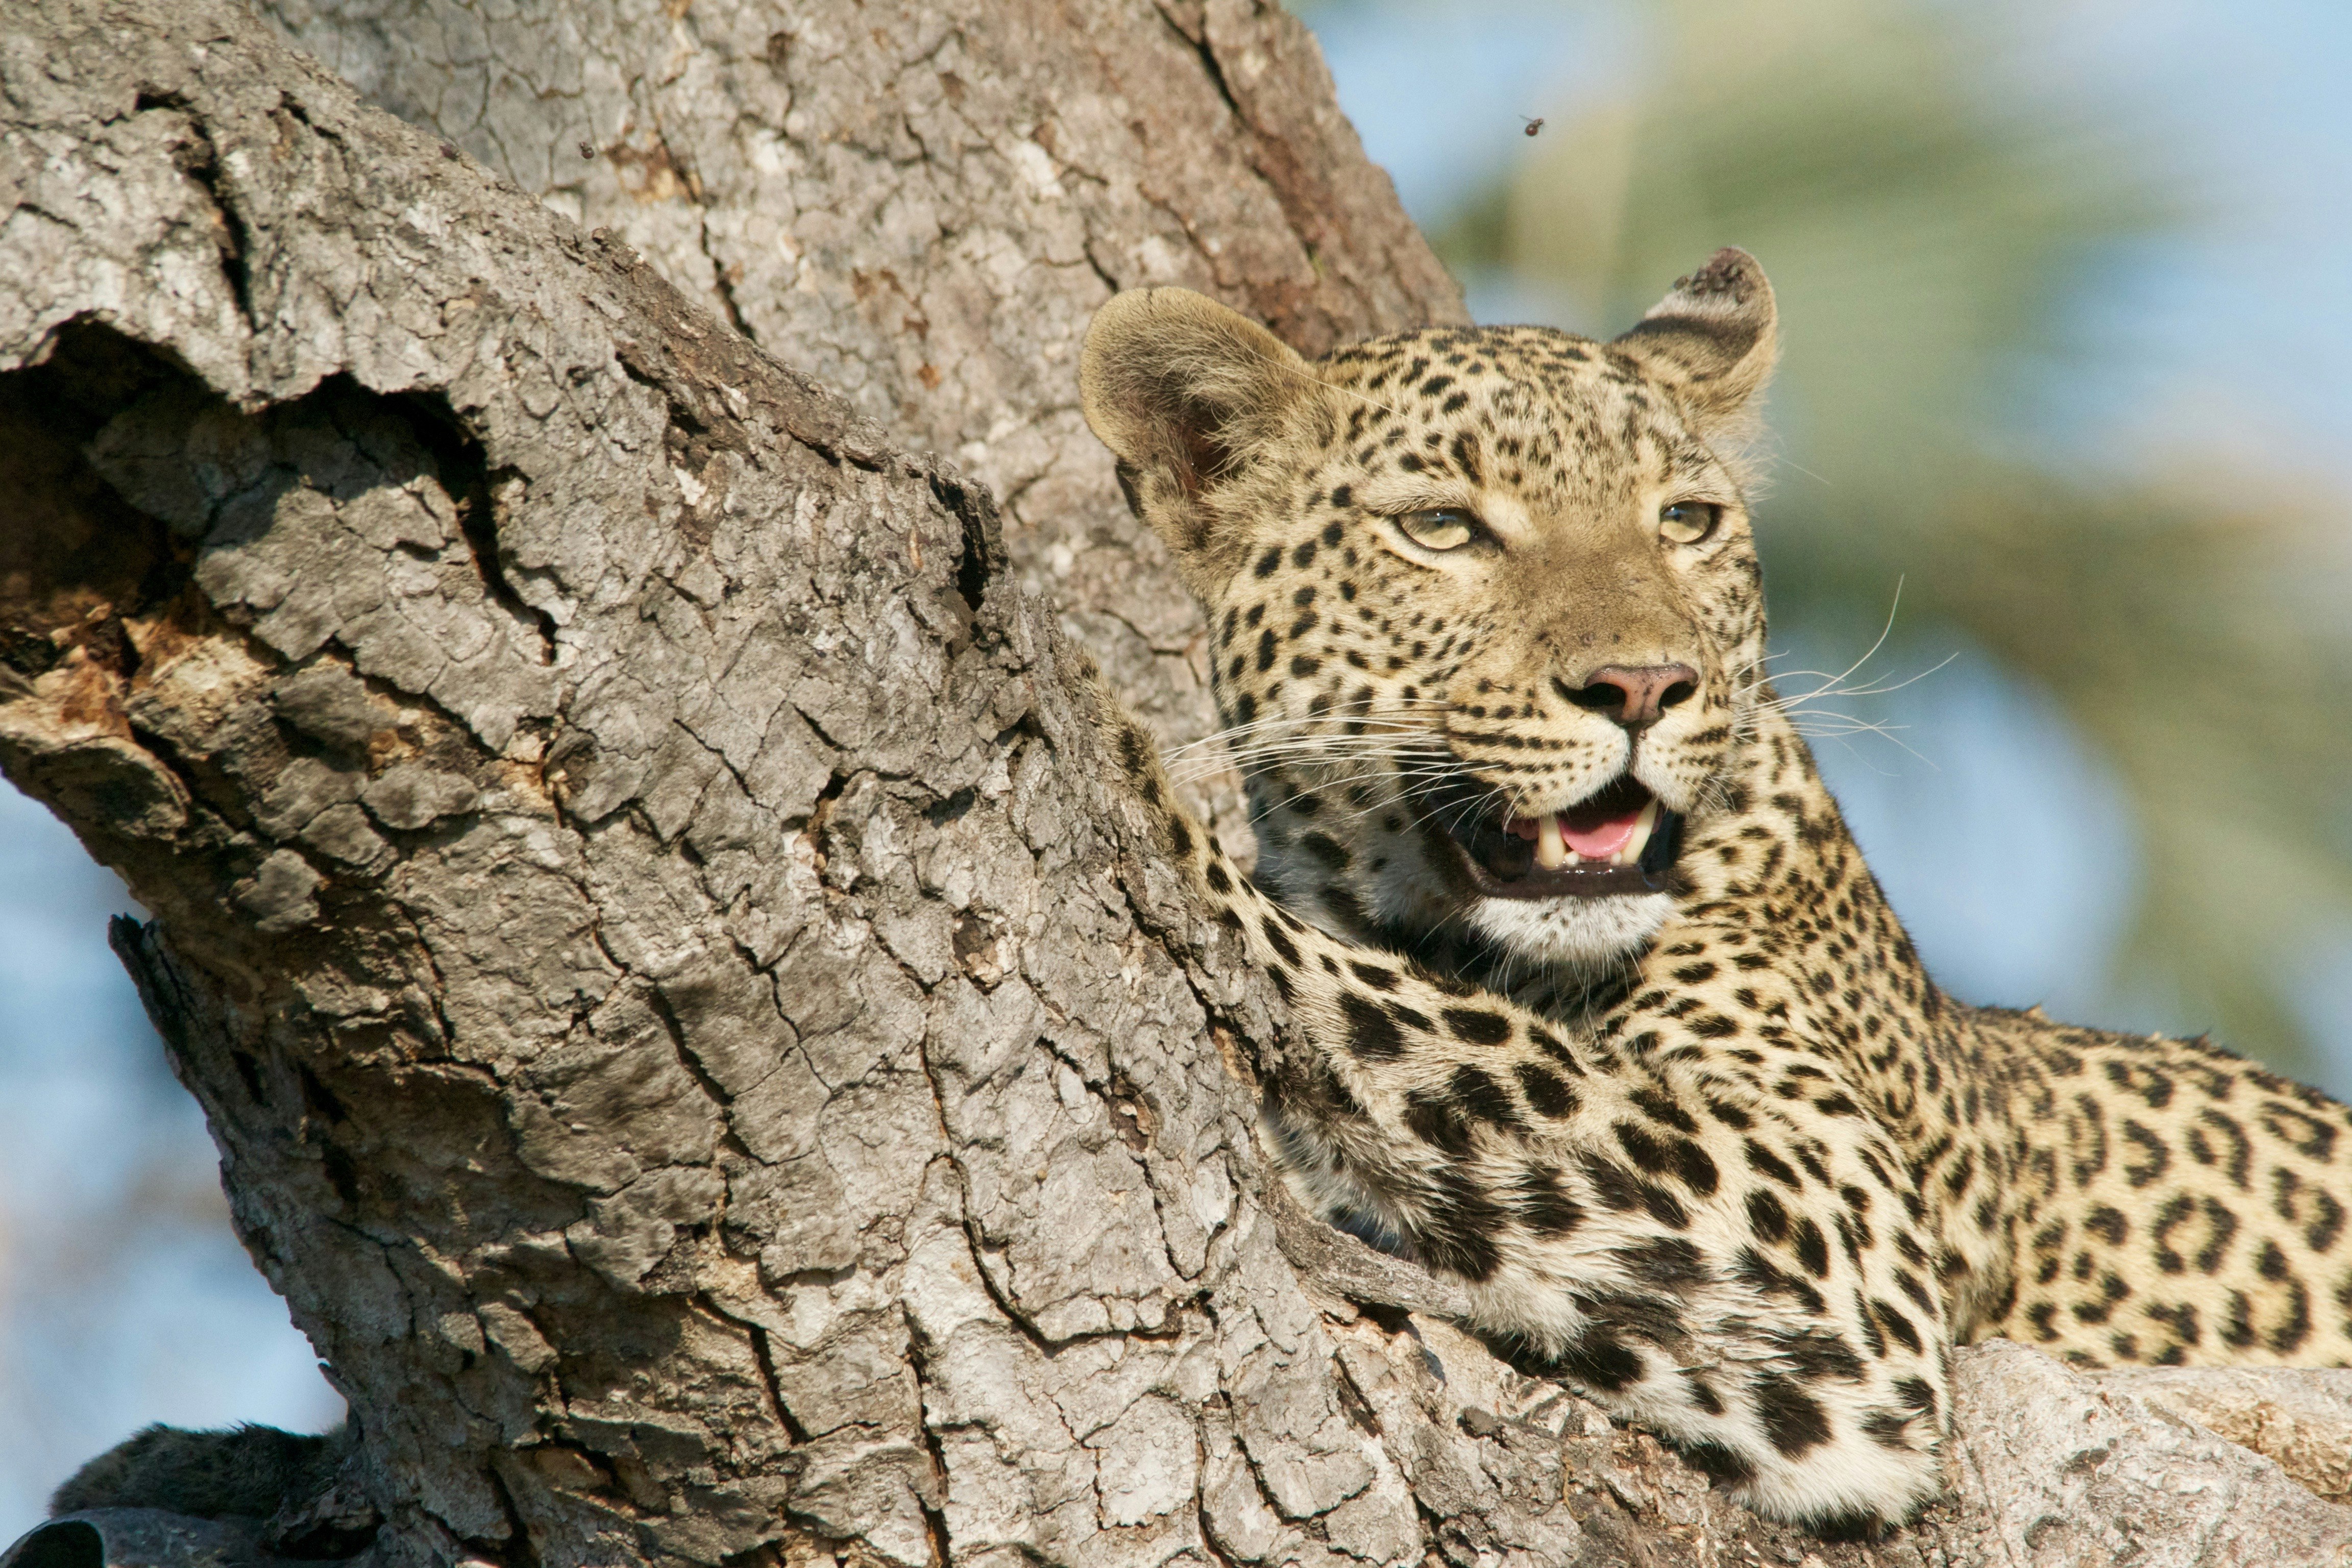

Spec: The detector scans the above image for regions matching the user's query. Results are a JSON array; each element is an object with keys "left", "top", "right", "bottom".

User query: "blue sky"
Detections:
[
  {"left": 3, "top": 0, "right": 2350, "bottom": 1534},
  {"left": 0, "top": 787, "right": 340, "bottom": 1528},
  {"left": 1304, "top": 0, "right": 2352, "bottom": 470}
]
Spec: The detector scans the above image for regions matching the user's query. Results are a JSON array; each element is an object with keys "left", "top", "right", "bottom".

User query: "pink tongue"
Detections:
[{"left": 1560, "top": 808, "right": 1642, "bottom": 860}]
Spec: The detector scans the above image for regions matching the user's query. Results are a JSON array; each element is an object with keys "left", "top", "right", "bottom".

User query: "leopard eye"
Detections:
[
  {"left": 1659, "top": 500, "right": 1723, "bottom": 545},
  {"left": 1396, "top": 507, "right": 1481, "bottom": 552}
]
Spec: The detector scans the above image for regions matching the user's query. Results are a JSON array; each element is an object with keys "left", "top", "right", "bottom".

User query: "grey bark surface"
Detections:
[
  {"left": 4, "top": 3, "right": 2352, "bottom": 1568},
  {"left": 2088, "top": 1363, "right": 2352, "bottom": 1508},
  {"left": 256, "top": 0, "right": 1472, "bottom": 855}
]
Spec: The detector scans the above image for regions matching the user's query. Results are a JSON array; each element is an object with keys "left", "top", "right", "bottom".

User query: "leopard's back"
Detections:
[{"left": 1962, "top": 1003, "right": 2352, "bottom": 1367}]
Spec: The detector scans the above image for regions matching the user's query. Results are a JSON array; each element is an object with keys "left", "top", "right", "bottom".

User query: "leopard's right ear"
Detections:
[{"left": 1081, "top": 287, "right": 1311, "bottom": 575}]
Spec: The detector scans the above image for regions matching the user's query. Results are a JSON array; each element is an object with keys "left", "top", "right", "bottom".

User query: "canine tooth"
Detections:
[
  {"left": 1612, "top": 799, "right": 1662, "bottom": 867},
  {"left": 1534, "top": 812, "right": 1566, "bottom": 870}
]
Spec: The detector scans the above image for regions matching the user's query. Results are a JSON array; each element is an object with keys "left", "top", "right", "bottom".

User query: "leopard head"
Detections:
[{"left": 1081, "top": 250, "right": 1780, "bottom": 978}]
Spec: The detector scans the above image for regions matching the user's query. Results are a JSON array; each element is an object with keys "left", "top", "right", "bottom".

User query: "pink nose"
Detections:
[{"left": 1557, "top": 664, "right": 1699, "bottom": 727}]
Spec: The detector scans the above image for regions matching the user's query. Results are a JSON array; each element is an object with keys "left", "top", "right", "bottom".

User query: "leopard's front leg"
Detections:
[{"left": 1101, "top": 702, "right": 1949, "bottom": 1531}]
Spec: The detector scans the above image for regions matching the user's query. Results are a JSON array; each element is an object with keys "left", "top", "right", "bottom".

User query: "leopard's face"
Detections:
[
  {"left": 1084, "top": 252, "right": 1783, "bottom": 979},
  {"left": 1190, "top": 326, "right": 1770, "bottom": 970}
]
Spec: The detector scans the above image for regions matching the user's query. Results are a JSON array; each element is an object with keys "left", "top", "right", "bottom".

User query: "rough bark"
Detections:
[
  {"left": 256, "top": 0, "right": 1471, "bottom": 854},
  {"left": 5, "top": 4, "right": 2352, "bottom": 1568}
]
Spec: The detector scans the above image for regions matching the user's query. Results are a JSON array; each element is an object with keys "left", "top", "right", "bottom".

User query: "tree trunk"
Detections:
[{"left": 4, "top": 5, "right": 2351, "bottom": 1568}]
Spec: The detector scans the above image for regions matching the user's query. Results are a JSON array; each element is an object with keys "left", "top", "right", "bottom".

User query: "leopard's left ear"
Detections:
[{"left": 1610, "top": 248, "right": 1779, "bottom": 433}]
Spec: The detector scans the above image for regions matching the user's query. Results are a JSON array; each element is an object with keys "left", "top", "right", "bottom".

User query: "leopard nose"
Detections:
[{"left": 1556, "top": 664, "right": 1700, "bottom": 727}]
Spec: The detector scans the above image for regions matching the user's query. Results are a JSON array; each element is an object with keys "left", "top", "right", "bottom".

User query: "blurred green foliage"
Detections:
[{"left": 1348, "top": 0, "right": 2352, "bottom": 1074}]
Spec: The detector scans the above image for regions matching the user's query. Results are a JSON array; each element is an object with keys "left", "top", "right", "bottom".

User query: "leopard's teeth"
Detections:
[
  {"left": 1609, "top": 799, "right": 1663, "bottom": 867},
  {"left": 1534, "top": 811, "right": 1567, "bottom": 870}
]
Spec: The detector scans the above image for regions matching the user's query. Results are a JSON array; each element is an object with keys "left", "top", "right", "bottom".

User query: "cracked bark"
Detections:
[
  {"left": 6, "top": 4, "right": 2352, "bottom": 1568},
  {"left": 255, "top": 0, "right": 1465, "bottom": 860}
]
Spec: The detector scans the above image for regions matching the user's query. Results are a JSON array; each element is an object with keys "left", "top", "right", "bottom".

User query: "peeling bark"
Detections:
[{"left": 5, "top": 5, "right": 2352, "bottom": 1568}]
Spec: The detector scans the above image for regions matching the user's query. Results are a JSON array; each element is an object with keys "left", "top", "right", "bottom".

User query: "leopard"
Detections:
[{"left": 1071, "top": 247, "right": 2352, "bottom": 1531}]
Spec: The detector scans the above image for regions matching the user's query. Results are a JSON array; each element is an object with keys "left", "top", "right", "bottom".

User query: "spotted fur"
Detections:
[{"left": 1076, "top": 252, "right": 2352, "bottom": 1530}]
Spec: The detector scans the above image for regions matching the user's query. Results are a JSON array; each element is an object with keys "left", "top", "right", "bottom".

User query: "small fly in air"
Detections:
[{"left": 1521, "top": 116, "right": 1546, "bottom": 137}]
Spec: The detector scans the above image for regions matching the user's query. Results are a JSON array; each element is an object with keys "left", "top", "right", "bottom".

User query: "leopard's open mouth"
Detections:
[{"left": 1434, "top": 776, "right": 1686, "bottom": 901}]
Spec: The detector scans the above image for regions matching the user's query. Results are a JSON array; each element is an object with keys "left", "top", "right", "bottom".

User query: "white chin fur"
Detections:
[{"left": 1464, "top": 890, "right": 1675, "bottom": 973}]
